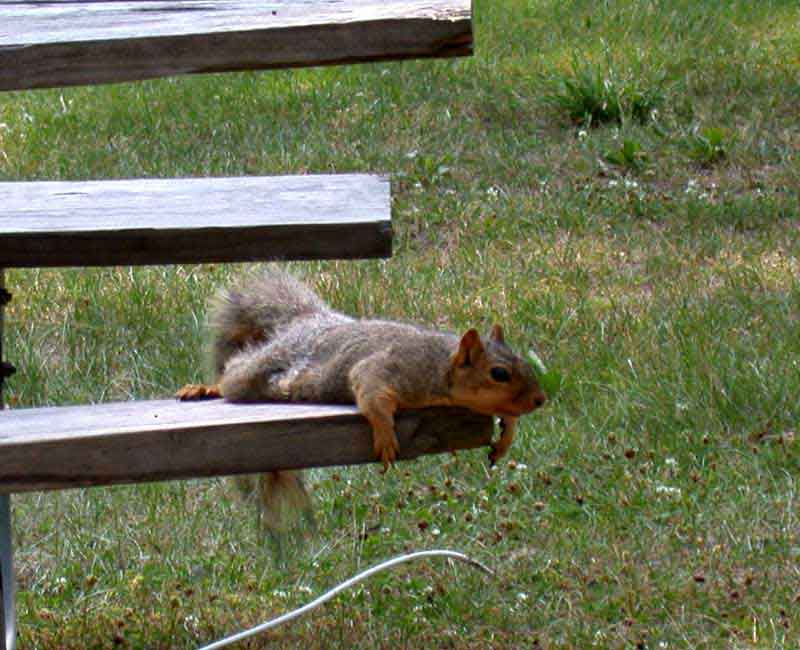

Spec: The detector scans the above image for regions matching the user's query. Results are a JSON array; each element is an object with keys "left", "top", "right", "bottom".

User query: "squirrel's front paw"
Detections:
[
  {"left": 373, "top": 430, "right": 400, "bottom": 471},
  {"left": 488, "top": 439, "right": 510, "bottom": 465},
  {"left": 488, "top": 416, "right": 516, "bottom": 465},
  {"left": 176, "top": 383, "right": 222, "bottom": 401}
]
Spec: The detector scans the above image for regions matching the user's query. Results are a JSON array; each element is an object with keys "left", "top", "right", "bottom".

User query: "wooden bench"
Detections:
[{"left": 0, "top": 1, "right": 476, "bottom": 648}]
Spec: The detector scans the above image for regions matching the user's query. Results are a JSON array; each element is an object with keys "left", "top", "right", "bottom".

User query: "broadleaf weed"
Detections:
[
  {"left": 604, "top": 138, "right": 647, "bottom": 172},
  {"left": 686, "top": 125, "right": 729, "bottom": 166}
]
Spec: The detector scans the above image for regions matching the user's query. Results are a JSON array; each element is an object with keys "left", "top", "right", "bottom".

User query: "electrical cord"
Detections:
[{"left": 198, "top": 549, "right": 494, "bottom": 650}]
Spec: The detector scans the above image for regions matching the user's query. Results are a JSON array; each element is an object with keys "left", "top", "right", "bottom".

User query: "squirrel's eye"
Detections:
[{"left": 490, "top": 367, "right": 511, "bottom": 383}]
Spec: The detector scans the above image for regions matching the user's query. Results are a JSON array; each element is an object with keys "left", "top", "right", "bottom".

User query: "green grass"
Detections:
[{"left": 2, "top": 0, "right": 800, "bottom": 647}]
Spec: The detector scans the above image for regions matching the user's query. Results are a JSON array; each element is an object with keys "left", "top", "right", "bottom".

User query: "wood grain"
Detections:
[
  {"left": 0, "top": 0, "right": 473, "bottom": 91},
  {"left": 0, "top": 174, "right": 392, "bottom": 267},
  {"left": 0, "top": 399, "right": 494, "bottom": 493}
]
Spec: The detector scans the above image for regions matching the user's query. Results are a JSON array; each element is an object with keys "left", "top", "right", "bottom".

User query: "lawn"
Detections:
[{"left": 1, "top": 0, "right": 799, "bottom": 648}]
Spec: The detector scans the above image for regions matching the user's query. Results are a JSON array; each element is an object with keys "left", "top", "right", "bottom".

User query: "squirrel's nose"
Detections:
[
  {"left": 528, "top": 386, "right": 547, "bottom": 408},
  {"left": 515, "top": 388, "right": 546, "bottom": 413}
]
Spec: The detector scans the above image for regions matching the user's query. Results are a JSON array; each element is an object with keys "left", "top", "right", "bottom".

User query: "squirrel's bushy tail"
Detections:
[
  {"left": 234, "top": 470, "right": 315, "bottom": 554},
  {"left": 210, "top": 268, "right": 327, "bottom": 549},
  {"left": 210, "top": 268, "right": 329, "bottom": 376}
]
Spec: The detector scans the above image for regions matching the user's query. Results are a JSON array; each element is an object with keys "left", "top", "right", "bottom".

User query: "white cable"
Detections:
[{"left": 198, "top": 549, "right": 494, "bottom": 650}]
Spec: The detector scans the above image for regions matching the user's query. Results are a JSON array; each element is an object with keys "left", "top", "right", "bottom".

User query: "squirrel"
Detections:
[{"left": 177, "top": 269, "right": 546, "bottom": 530}]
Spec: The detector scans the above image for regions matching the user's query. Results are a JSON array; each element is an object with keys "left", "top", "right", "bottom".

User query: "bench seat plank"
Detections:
[
  {"left": 0, "top": 399, "right": 493, "bottom": 493},
  {"left": 0, "top": 0, "right": 473, "bottom": 91},
  {"left": 0, "top": 174, "right": 391, "bottom": 267}
]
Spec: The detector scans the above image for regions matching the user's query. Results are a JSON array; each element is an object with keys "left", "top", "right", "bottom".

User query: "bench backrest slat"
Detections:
[
  {"left": 0, "top": 0, "right": 472, "bottom": 91},
  {"left": 0, "top": 174, "right": 391, "bottom": 267}
]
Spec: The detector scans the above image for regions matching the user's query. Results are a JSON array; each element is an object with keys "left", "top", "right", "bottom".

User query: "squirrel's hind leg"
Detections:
[{"left": 218, "top": 345, "right": 293, "bottom": 402}]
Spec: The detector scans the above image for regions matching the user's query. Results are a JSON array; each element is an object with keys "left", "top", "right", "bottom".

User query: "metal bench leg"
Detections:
[
  {"left": 0, "top": 270, "right": 13, "bottom": 650},
  {"left": 0, "top": 495, "right": 14, "bottom": 650}
]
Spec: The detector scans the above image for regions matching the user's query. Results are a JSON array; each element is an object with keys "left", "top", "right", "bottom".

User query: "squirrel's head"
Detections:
[{"left": 447, "top": 325, "right": 547, "bottom": 417}]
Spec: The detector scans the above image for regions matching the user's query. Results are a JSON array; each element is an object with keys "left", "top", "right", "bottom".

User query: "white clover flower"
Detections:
[{"left": 655, "top": 485, "right": 682, "bottom": 497}]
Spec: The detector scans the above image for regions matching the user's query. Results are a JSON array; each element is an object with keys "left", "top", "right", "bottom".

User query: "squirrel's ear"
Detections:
[
  {"left": 490, "top": 324, "right": 505, "bottom": 344},
  {"left": 454, "top": 329, "right": 484, "bottom": 367}
]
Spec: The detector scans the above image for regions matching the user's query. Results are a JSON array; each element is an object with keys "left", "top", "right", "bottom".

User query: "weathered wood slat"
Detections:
[
  {"left": 0, "top": 399, "right": 494, "bottom": 493},
  {"left": 0, "top": 174, "right": 392, "bottom": 267},
  {"left": 0, "top": 0, "right": 473, "bottom": 91}
]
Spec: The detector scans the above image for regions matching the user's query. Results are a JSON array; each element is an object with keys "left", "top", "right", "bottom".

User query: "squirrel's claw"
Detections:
[
  {"left": 176, "top": 383, "right": 222, "bottom": 401},
  {"left": 488, "top": 443, "right": 500, "bottom": 466},
  {"left": 488, "top": 439, "right": 509, "bottom": 465},
  {"left": 374, "top": 433, "right": 400, "bottom": 472}
]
